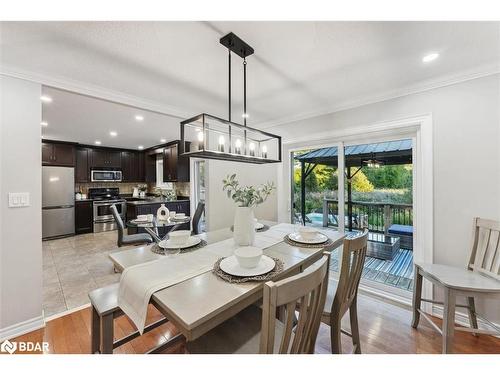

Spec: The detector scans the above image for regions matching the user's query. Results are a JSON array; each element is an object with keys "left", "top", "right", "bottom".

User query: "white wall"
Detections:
[
  {"left": 276, "top": 74, "right": 500, "bottom": 323},
  {"left": 0, "top": 76, "right": 43, "bottom": 338},
  {"left": 205, "top": 159, "right": 278, "bottom": 231}
]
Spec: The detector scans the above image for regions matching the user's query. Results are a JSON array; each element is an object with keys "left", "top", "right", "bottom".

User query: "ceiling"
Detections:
[
  {"left": 40, "top": 87, "right": 179, "bottom": 149},
  {"left": 1, "top": 21, "right": 499, "bottom": 145}
]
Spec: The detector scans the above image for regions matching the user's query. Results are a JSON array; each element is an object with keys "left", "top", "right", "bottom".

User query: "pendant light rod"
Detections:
[
  {"left": 228, "top": 49, "right": 232, "bottom": 122},
  {"left": 243, "top": 58, "right": 247, "bottom": 127}
]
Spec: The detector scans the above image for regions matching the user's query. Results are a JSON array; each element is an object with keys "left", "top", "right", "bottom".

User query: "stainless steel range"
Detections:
[{"left": 89, "top": 188, "right": 126, "bottom": 233}]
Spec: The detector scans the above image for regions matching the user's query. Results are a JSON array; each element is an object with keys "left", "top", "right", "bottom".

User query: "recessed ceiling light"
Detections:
[
  {"left": 40, "top": 121, "right": 48, "bottom": 127},
  {"left": 160, "top": 138, "right": 166, "bottom": 143},
  {"left": 138, "top": 145, "right": 144, "bottom": 150},
  {"left": 422, "top": 53, "right": 439, "bottom": 63},
  {"left": 242, "top": 113, "right": 249, "bottom": 119},
  {"left": 109, "top": 131, "right": 117, "bottom": 137},
  {"left": 95, "top": 140, "right": 102, "bottom": 145},
  {"left": 135, "top": 115, "right": 144, "bottom": 121},
  {"left": 40, "top": 95, "right": 53, "bottom": 103}
]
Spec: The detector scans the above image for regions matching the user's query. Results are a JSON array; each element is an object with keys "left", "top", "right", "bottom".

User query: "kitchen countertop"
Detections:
[{"left": 125, "top": 197, "right": 190, "bottom": 206}]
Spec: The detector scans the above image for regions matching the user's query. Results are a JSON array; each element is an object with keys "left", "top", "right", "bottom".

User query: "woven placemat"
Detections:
[
  {"left": 213, "top": 256, "right": 284, "bottom": 283},
  {"left": 150, "top": 239, "right": 207, "bottom": 255},
  {"left": 230, "top": 224, "right": 270, "bottom": 233},
  {"left": 283, "top": 234, "right": 335, "bottom": 249}
]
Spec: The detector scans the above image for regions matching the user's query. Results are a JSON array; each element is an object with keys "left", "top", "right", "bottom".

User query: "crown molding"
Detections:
[
  {"left": 256, "top": 63, "right": 500, "bottom": 131},
  {"left": 0, "top": 65, "right": 191, "bottom": 120}
]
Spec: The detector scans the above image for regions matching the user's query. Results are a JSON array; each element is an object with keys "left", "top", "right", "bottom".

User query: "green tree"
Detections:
[{"left": 352, "top": 170, "right": 374, "bottom": 192}]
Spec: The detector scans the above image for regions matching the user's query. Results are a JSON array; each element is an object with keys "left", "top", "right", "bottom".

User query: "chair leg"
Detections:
[
  {"left": 330, "top": 316, "right": 342, "bottom": 354},
  {"left": 100, "top": 313, "right": 114, "bottom": 354},
  {"left": 467, "top": 297, "right": 479, "bottom": 337},
  {"left": 442, "top": 288, "right": 456, "bottom": 354},
  {"left": 349, "top": 298, "right": 361, "bottom": 354},
  {"left": 411, "top": 265, "right": 423, "bottom": 329},
  {"left": 90, "top": 306, "right": 100, "bottom": 354}
]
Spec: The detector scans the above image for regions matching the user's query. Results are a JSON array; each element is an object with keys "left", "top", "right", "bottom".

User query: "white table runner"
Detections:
[{"left": 118, "top": 223, "right": 298, "bottom": 333}]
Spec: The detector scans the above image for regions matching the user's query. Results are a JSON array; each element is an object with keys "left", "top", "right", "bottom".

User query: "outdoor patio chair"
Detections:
[
  {"left": 412, "top": 217, "right": 500, "bottom": 353},
  {"left": 322, "top": 229, "right": 368, "bottom": 354}
]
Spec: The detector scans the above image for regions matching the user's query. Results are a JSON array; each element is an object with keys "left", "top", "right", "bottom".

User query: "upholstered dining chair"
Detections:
[
  {"left": 322, "top": 229, "right": 368, "bottom": 354},
  {"left": 412, "top": 217, "right": 500, "bottom": 354},
  {"left": 191, "top": 201, "right": 205, "bottom": 235},
  {"left": 110, "top": 204, "right": 153, "bottom": 247},
  {"left": 187, "top": 252, "right": 330, "bottom": 354}
]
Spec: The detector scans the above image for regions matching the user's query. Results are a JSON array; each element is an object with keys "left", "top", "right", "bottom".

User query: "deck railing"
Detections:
[{"left": 322, "top": 198, "right": 413, "bottom": 233}]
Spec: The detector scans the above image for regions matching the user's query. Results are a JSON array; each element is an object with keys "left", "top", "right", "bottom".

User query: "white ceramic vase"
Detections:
[{"left": 233, "top": 206, "right": 255, "bottom": 246}]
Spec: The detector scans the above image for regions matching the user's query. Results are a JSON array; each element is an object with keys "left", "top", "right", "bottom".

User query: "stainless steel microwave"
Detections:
[{"left": 90, "top": 169, "right": 122, "bottom": 182}]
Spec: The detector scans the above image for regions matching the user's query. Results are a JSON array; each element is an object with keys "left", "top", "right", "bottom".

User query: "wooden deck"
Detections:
[{"left": 330, "top": 247, "right": 414, "bottom": 291}]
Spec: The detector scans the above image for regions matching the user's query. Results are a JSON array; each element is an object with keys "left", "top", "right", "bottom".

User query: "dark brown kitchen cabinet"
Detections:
[
  {"left": 121, "top": 151, "right": 145, "bottom": 182},
  {"left": 163, "top": 141, "right": 190, "bottom": 182},
  {"left": 75, "top": 200, "right": 93, "bottom": 234},
  {"left": 91, "top": 149, "right": 121, "bottom": 168},
  {"left": 42, "top": 141, "right": 75, "bottom": 166},
  {"left": 75, "top": 147, "right": 90, "bottom": 182}
]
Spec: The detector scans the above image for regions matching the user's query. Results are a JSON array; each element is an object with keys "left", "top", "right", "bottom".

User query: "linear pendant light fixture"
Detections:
[{"left": 180, "top": 32, "right": 282, "bottom": 164}]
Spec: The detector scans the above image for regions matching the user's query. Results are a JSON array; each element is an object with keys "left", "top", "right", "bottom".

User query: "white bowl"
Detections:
[
  {"left": 175, "top": 213, "right": 186, "bottom": 219},
  {"left": 169, "top": 230, "right": 191, "bottom": 245},
  {"left": 298, "top": 226, "right": 318, "bottom": 240},
  {"left": 234, "top": 246, "right": 263, "bottom": 269},
  {"left": 137, "top": 214, "right": 148, "bottom": 220}
]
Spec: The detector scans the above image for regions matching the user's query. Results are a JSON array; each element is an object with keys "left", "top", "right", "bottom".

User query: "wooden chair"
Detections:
[
  {"left": 187, "top": 252, "right": 330, "bottom": 354},
  {"left": 322, "top": 229, "right": 368, "bottom": 354},
  {"left": 412, "top": 217, "right": 500, "bottom": 353}
]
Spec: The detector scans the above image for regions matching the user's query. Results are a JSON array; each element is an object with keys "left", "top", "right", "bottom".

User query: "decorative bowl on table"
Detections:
[
  {"left": 168, "top": 230, "right": 191, "bottom": 246},
  {"left": 289, "top": 227, "right": 328, "bottom": 244},
  {"left": 234, "top": 246, "right": 263, "bottom": 268}
]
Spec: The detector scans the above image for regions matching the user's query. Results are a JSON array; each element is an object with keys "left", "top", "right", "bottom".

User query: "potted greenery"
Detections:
[{"left": 222, "top": 174, "right": 275, "bottom": 245}]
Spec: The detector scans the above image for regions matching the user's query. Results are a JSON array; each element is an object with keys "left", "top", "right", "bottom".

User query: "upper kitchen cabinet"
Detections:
[
  {"left": 91, "top": 148, "right": 121, "bottom": 168},
  {"left": 75, "top": 147, "right": 91, "bottom": 182},
  {"left": 42, "top": 141, "right": 75, "bottom": 167},
  {"left": 121, "top": 151, "right": 145, "bottom": 182},
  {"left": 163, "top": 141, "right": 190, "bottom": 182}
]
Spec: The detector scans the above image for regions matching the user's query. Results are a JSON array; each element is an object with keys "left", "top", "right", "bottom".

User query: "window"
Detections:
[{"left": 156, "top": 155, "right": 173, "bottom": 189}]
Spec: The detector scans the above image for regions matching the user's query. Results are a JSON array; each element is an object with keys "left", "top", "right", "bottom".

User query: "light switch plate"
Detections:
[{"left": 8, "top": 192, "right": 30, "bottom": 207}]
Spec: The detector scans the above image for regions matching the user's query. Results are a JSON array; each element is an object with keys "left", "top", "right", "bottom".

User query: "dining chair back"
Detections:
[
  {"left": 468, "top": 217, "right": 500, "bottom": 280},
  {"left": 110, "top": 204, "right": 125, "bottom": 245},
  {"left": 191, "top": 201, "right": 205, "bottom": 235},
  {"left": 260, "top": 253, "right": 330, "bottom": 354},
  {"left": 335, "top": 229, "right": 369, "bottom": 317},
  {"left": 322, "top": 229, "right": 368, "bottom": 354},
  {"left": 111, "top": 204, "right": 153, "bottom": 247}
]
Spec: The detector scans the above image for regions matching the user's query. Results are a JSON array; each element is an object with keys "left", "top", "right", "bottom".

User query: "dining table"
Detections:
[
  {"left": 126, "top": 215, "right": 191, "bottom": 243},
  {"left": 108, "top": 221, "right": 345, "bottom": 353}
]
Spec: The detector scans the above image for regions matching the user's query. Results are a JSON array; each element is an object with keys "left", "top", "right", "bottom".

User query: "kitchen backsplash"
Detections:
[{"left": 76, "top": 182, "right": 191, "bottom": 197}]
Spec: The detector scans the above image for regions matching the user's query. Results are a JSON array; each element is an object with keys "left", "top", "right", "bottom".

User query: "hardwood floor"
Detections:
[{"left": 10, "top": 293, "right": 500, "bottom": 354}]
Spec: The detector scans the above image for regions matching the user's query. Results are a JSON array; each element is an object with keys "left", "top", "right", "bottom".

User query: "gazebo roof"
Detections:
[{"left": 295, "top": 139, "right": 412, "bottom": 167}]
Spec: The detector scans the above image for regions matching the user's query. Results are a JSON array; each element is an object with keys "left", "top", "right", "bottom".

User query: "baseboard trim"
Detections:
[
  {"left": 432, "top": 305, "right": 500, "bottom": 337},
  {"left": 0, "top": 315, "right": 45, "bottom": 341},
  {"left": 45, "top": 303, "right": 91, "bottom": 322}
]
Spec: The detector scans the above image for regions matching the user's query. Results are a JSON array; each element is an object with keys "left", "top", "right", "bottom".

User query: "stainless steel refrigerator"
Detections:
[{"left": 42, "top": 166, "right": 75, "bottom": 239}]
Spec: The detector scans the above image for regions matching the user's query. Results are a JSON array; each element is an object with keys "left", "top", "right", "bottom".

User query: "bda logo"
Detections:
[{"left": 1, "top": 339, "right": 17, "bottom": 354}]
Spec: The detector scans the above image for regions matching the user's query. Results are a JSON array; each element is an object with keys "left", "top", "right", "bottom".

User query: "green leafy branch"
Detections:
[{"left": 222, "top": 174, "right": 275, "bottom": 207}]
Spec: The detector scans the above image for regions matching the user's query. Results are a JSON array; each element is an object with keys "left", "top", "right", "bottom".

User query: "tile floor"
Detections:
[{"left": 42, "top": 231, "right": 135, "bottom": 317}]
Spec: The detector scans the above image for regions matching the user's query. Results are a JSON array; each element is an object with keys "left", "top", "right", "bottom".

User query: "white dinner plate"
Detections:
[
  {"left": 288, "top": 231, "right": 328, "bottom": 244},
  {"left": 132, "top": 218, "right": 151, "bottom": 223},
  {"left": 158, "top": 236, "right": 201, "bottom": 249},
  {"left": 254, "top": 222, "right": 265, "bottom": 230},
  {"left": 220, "top": 255, "right": 275, "bottom": 277}
]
